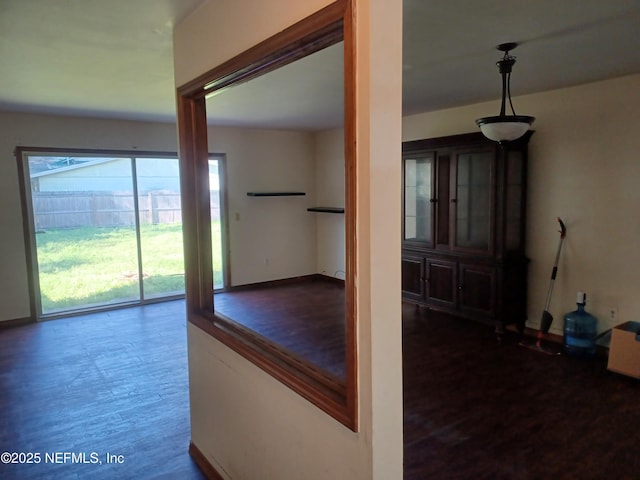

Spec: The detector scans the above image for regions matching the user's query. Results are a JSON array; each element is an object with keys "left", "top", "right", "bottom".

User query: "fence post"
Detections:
[
  {"left": 151, "top": 192, "right": 159, "bottom": 225},
  {"left": 91, "top": 192, "right": 98, "bottom": 227}
]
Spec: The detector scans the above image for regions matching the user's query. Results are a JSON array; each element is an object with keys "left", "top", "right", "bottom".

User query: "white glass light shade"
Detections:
[{"left": 476, "top": 115, "right": 534, "bottom": 142}]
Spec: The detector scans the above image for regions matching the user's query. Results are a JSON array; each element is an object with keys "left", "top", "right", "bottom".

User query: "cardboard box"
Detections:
[{"left": 607, "top": 321, "right": 640, "bottom": 379}]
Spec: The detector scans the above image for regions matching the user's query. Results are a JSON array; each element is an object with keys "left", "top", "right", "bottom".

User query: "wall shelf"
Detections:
[
  {"left": 307, "top": 207, "right": 345, "bottom": 214},
  {"left": 246, "top": 192, "right": 306, "bottom": 197}
]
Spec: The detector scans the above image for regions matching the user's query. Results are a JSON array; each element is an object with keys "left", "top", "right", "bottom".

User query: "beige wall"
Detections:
[
  {"left": 175, "top": 0, "right": 404, "bottom": 479},
  {"left": 188, "top": 323, "right": 368, "bottom": 479},
  {"left": 208, "top": 126, "right": 318, "bottom": 286},
  {"left": 404, "top": 73, "right": 640, "bottom": 339},
  {"left": 314, "top": 128, "right": 346, "bottom": 278}
]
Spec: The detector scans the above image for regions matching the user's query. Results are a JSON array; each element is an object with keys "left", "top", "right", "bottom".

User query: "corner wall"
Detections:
[
  {"left": 314, "top": 128, "right": 346, "bottom": 278},
  {"left": 207, "top": 127, "right": 318, "bottom": 286}
]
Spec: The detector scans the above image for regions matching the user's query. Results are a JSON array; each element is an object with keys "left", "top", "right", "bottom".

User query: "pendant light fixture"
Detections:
[{"left": 476, "top": 42, "right": 534, "bottom": 143}]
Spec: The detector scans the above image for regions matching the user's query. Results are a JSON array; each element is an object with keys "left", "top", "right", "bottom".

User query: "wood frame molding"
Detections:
[{"left": 176, "top": 0, "right": 358, "bottom": 430}]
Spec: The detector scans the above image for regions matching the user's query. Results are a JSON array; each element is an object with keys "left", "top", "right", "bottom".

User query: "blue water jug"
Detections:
[{"left": 563, "top": 292, "right": 598, "bottom": 357}]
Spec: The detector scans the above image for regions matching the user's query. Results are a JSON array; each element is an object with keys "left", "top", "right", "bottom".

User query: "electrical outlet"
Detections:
[{"left": 608, "top": 307, "right": 618, "bottom": 322}]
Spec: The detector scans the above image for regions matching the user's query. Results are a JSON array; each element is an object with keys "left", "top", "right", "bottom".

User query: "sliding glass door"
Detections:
[
  {"left": 19, "top": 150, "right": 217, "bottom": 317},
  {"left": 28, "top": 155, "right": 143, "bottom": 314},
  {"left": 20, "top": 149, "right": 227, "bottom": 318},
  {"left": 209, "top": 158, "right": 225, "bottom": 290},
  {"left": 136, "top": 157, "right": 186, "bottom": 299}
]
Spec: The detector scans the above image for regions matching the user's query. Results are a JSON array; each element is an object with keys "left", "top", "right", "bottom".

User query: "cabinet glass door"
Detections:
[
  {"left": 403, "top": 154, "right": 434, "bottom": 244},
  {"left": 505, "top": 150, "right": 524, "bottom": 251},
  {"left": 454, "top": 150, "right": 493, "bottom": 251}
]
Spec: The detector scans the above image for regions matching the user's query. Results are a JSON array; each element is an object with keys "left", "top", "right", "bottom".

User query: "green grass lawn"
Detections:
[{"left": 36, "top": 222, "right": 223, "bottom": 313}]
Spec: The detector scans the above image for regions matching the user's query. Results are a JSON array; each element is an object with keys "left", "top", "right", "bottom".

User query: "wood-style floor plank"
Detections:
[
  {"left": 215, "top": 278, "right": 345, "bottom": 379},
  {"left": 2, "top": 294, "right": 639, "bottom": 479},
  {"left": 403, "top": 302, "right": 640, "bottom": 479},
  {"left": 0, "top": 300, "right": 205, "bottom": 480}
]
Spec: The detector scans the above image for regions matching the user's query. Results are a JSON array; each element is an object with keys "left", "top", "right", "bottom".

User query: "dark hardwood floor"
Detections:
[
  {"left": 403, "top": 302, "right": 640, "bottom": 479},
  {"left": 215, "top": 277, "right": 345, "bottom": 379},
  {"left": 2, "top": 295, "right": 639, "bottom": 479},
  {"left": 0, "top": 300, "right": 205, "bottom": 480}
]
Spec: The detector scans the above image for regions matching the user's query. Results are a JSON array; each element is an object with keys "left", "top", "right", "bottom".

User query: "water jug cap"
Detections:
[{"left": 576, "top": 291, "right": 586, "bottom": 304}]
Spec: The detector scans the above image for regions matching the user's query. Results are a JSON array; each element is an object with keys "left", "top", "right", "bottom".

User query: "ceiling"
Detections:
[
  {"left": 2, "top": 0, "right": 640, "bottom": 129},
  {"left": 0, "top": 0, "right": 204, "bottom": 122}
]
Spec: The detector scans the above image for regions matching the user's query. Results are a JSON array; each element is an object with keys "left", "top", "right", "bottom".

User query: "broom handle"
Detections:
[{"left": 543, "top": 218, "right": 566, "bottom": 310}]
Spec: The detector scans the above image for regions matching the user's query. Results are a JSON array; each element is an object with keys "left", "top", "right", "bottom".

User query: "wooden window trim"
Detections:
[{"left": 176, "top": 0, "right": 358, "bottom": 430}]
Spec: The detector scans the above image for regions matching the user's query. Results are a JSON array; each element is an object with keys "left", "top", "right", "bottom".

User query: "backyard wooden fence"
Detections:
[{"left": 32, "top": 191, "right": 220, "bottom": 230}]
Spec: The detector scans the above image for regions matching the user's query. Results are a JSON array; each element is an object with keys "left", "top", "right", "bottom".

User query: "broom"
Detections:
[{"left": 521, "top": 217, "right": 566, "bottom": 354}]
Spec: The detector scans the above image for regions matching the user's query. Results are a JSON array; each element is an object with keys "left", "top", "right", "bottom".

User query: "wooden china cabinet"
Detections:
[{"left": 401, "top": 131, "right": 532, "bottom": 333}]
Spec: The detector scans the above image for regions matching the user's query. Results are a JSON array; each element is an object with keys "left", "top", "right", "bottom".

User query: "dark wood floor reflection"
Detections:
[
  {"left": 403, "top": 302, "right": 640, "bottom": 479},
  {"left": 215, "top": 277, "right": 346, "bottom": 379},
  {"left": 0, "top": 300, "right": 205, "bottom": 480}
]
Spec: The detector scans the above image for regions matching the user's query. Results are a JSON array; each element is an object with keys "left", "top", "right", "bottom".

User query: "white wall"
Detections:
[
  {"left": 173, "top": 0, "right": 334, "bottom": 88},
  {"left": 359, "top": 2, "right": 403, "bottom": 476},
  {"left": 314, "top": 128, "right": 346, "bottom": 278},
  {"left": 403, "top": 73, "right": 640, "bottom": 339},
  {"left": 208, "top": 126, "right": 318, "bottom": 286},
  {"left": 188, "top": 323, "right": 368, "bottom": 480}
]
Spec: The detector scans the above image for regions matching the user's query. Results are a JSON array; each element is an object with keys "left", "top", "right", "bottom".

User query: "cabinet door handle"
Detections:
[
  {"left": 451, "top": 198, "right": 457, "bottom": 203},
  {"left": 430, "top": 198, "right": 438, "bottom": 203}
]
